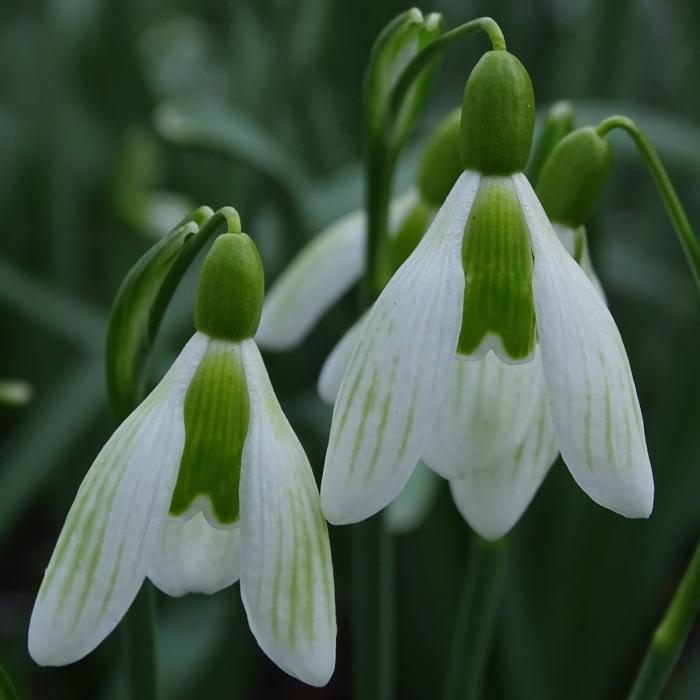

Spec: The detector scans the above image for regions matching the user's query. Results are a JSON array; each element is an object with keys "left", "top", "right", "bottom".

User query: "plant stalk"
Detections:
[
  {"left": 443, "top": 535, "right": 508, "bottom": 700},
  {"left": 626, "top": 540, "right": 700, "bottom": 700}
]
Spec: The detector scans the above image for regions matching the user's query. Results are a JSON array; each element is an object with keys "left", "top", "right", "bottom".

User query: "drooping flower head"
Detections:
[
  {"left": 29, "top": 232, "right": 336, "bottom": 687},
  {"left": 321, "top": 48, "right": 653, "bottom": 526}
]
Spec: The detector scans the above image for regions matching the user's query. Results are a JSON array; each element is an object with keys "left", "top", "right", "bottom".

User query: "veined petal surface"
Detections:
[
  {"left": 147, "top": 513, "right": 240, "bottom": 597},
  {"left": 28, "top": 333, "right": 208, "bottom": 665},
  {"left": 321, "top": 171, "right": 480, "bottom": 524},
  {"left": 423, "top": 349, "right": 543, "bottom": 480},
  {"left": 449, "top": 355, "right": 559, "bottom": 540},
  {"left": 255, "top": 209, "right": 365, "bottom": 351},
  {"left": 239, "top": 341, "right": 336, "bottom": 687},
  {"left": 514, "top": 174, "right": 653, "bottom": 517},
  {"left": 317, "top": 315, "right": 365, "bottom": 405}
]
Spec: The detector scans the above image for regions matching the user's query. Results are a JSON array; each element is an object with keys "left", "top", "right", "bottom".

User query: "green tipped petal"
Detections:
[
  {"left": 170, "top": 342, "right": 249, "bottom": 526},
  {"left": 417, "top": 108, "right": 462, "bottom": 206},
  {"left": 460, "top": 51, "right": 535, "bottom": 175},
  {"left": 196, "top": 233, "right": 265, "bottom": 342},
  {"left": 458, "top": 176, "right": 536, "bottom": 362}
]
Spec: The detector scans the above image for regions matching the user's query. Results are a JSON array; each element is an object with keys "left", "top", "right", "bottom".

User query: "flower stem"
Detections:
[
  {"left": 121, "top": 581, "right": 158, "bottom": 700},
  {"left": 596, "top": 116, "right": 700, "bottom": 293},
  {"left": 443, "top": 535, "right": 508, "bottom": 700},
  {"left": 388, "top": 17, "right": 505, "bottom": 127},
  {"left": 626, "top": 541, "right": 700, "bottom": 700},
  {"left": 351, "top": 515, "right": 395, "bottom": 700}
]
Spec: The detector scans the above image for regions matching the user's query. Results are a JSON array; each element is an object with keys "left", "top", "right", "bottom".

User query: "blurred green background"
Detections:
[{"left": 1, "top": 0, "right": 700, "bottom": 698}]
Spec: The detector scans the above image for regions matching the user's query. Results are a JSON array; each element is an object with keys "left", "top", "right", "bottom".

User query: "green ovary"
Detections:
[
  {"left": 458, "top": 176, "right": 536, "bottom": 361},
  {"left": 169, "top": 343, "right": 249, "bottom": 526}
]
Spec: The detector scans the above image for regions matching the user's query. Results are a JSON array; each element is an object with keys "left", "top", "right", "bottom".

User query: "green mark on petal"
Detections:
[
  {"left": 458, "top": 176, "right": 536, "bottom": 361},
  {"left": 170, "top": 343, "right": 249, "bottom": 525}
]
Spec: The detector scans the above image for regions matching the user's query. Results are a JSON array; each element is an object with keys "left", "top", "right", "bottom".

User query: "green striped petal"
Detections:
[
  {"left": 449, "top": 354, "right": 559, "bottom": 540},
  {"left": 321, "top": 171, "right": 480, "bottom": 525},
  {"left": 28, "top": 333, "right": 208, "bottom": 666},
  {"left": 515, "top": 174, "right": 653, "bottom": 517},
  {"left": 423, "top": 349, "right": 544, "bottom": 480},
  {"left": 239, "top": 340, "right": 336, "bottom": 687},
  {"left": 169, "top": 340, "right": 249, "bottom": 527},
  {"left": 147, "top": 513, "right": 240, "bottom": 597},
  {"left": 458, "top": 175, "right": 536, "bottom": 363}
]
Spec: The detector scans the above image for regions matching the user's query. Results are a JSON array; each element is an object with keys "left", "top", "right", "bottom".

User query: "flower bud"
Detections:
[
  {"left": 416, "top": 109, "right": 462, "bottom": 206},
  {"left": 536, "top": 127, "right": 611, "bottom": 229},
  {"left": 196, "top": 233, "right": 265, "bottom": 341},
  {"left": 460, "top": 50, "right": 535, "bottom": 175}
]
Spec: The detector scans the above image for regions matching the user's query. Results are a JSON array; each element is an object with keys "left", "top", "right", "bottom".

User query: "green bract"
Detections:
[
  {"left": 195, "top": 233, "right": 265, "bottom": 341},
  {"left": 106, "top": 206, "right": 215, "bottom": 420},
  {"left": 169, "top": 343, "right": 249, "bottom": 525},
  {"left": 364, "top": 8, "right": 443, "bottom": 151},
  {"left": 458, "top": 176, "right": 536, "bottom": 360},
  {"left": 460, "top": 50, "right": 535, "bottom": 175},
  {"left": 536, "top": 127, "right": 612, "bottom": 229},
  {"left": 417, "top": 108, "right": 462, "bottom": 206}
]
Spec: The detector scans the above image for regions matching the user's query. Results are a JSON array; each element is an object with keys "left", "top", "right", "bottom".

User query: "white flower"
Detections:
[
  {"left": 320, "top": 170, "right": 653, "bottom": 527},
  {"left": 29, "top": 234, "right": 336, "bottom": 687}
]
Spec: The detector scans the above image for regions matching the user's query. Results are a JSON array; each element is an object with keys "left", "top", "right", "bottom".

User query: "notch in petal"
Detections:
[
  {"left": 147, "top": 513, "right": 240, "bottom": 597},
  {"left": 321, "top": 171, "right": 480, "bottom": 524},
  {"left": 449, "top": 356, "right": 559, "bottom": 540},
  {"left": 423, "top": 350, "right": 543, "bottom": 480},
  {"left": 514, "top": 174, "right": 653, "bottom": 518},
  {"left": 239, "top": 341, "right": 336, "bottom": 687},
  {"left": 29, "top": 333, "right": 208, "bottom": 665}
]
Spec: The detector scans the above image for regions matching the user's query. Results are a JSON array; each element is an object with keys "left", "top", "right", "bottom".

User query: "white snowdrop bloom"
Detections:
[
  {"left": 29, "top": 233, "right": 336, "bottom": 687},
  {"left": 320, "top": 50, "right": 653, "bottom": 527},
  {"left": 256, "top": 110, "right": 463, "bottom": 353}
]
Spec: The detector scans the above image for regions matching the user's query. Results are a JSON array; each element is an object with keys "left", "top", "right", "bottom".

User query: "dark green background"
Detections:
[{"left": 1, "top": 0, "right": 699, "bottom": 698}]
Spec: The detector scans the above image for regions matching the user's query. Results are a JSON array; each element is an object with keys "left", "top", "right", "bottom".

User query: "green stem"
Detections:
[
  {"left": 596, "top": 116, "right": 700, "bottom": 293},
  {"left": 443, "top": 536, "right": 508, "bottom": 700},
  {"left": 351, "top": 515, "right": 395, "bottom": 700},
  {"left": 121, "top": 582, "right": 158, "bottom": 700},
  {"left": 388, "top": 17, "right": 505, "bottom": 126},
  {"left": 0, "top": 665, "right": 18, "bottom": 700},
  {"left": 627, "top": 541, "right": 700, "bottom": 700},
  {"left": 365, "top": 16, "right": 505, "bottom": 298}
]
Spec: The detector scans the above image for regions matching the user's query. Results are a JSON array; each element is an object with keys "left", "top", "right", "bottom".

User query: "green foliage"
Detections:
[{"left": 1, "top": 1, "right": 700, "bottom": 699}]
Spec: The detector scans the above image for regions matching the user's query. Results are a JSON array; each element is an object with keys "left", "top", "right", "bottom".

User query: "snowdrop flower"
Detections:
[
  {"left": 321, "top": 49, "right": 653, "bottom": 527},
  {"left": 29, "top": 233, "right": 336, "bottom": 686},
  {"left": 256, "top": 109, "right": 462, "bottom": 352}
]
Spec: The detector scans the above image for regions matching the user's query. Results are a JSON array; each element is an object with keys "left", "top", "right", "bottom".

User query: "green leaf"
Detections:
[
  {"left": 105, "top": 206, "right": 240, "bottom": 420},
  {"left": 0, "top": 666, "right": 18, "bottom": 700}
]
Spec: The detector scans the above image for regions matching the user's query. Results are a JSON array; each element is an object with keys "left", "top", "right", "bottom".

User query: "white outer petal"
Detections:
[
  {"left": 147, "top": 513, "right": 240, "bottom": 597},
  {"left": 321, "top": 171, "right": 481, "bottom": 525},
  {"left": 255, "top": 209, "right": 366, "bottom": 351},
  {"left": 449, "top": 356, "right": 559, "bottom": 540},
  {"left": 28, "top": 333, "right": 209, "bottom": 665},
  {"left": 422, "top": 350, "right": 543, "bottom": 480},
  {"left": 317, "top": 315, "right": 365, "bottom": 405},
  {"left": 514, "top": 174, "right": 653, "bottom": 517},
  {"left": 239, "top": 341, "right": 336, "bottom": 687}
]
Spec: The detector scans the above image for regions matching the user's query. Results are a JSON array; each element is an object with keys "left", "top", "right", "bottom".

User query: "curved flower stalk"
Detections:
[
  {"left": 256, "top": 109, "right": 462, "bottom": 352},
  {"left": 321, "top": 48, "right": 653, "bottom": 528},
  {"left": 29, "top": 233, "right": 336, "bottom": 687}
]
